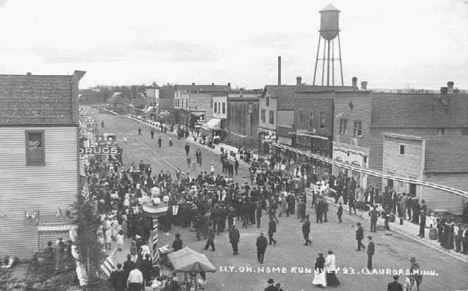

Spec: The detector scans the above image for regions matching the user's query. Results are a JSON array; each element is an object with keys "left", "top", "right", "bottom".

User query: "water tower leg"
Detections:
[
  {"left": 321, "top": 39, "right": 327, "bottom": 86},
  {"left": 327, "top": 39, "right": 331, "bottom": 86},
  {"left": 332, "top": 40, "right": 335, "bottom": 86},
  {"left": 313, "top": 35, "right": 322, "bottom": 86},
  {"left": 152, "top": 218, "right": 159, "bottom": 266},
  {"left": 338, "top": 34, "right": 344, "bottom": 86}
]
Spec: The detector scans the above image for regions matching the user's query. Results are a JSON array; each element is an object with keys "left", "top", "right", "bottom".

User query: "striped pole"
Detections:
[{"left": 152, "top": 218, "right": 159, "bottom": 266}]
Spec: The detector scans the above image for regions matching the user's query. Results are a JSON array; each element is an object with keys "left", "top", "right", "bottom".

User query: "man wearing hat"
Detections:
[
  {"left": 264, "top": 278, "right": 276, "bottom": 291},
  {"left": 367, "top": 236, "right": 375, "bottom": 270},
  {"left": 418, "top": 210, "right": 426, "bottom": 238},
  {"left": 409, "top": 257, "right": 423, "bottom": 290},
  {"left": 387, "top": 275, "right": 403, "bottom": 291},
  {"left": 302, "top": 215, "right": 312, "bottom": 245}
]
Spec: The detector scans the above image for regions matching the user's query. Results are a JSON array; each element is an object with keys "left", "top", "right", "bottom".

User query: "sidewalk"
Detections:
[{"left": 312, "top": 191, "right": 468, "bottom": 264}]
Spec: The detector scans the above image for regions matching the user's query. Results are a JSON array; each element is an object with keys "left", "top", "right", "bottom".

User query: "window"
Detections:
[
  {"left": 436, "top": 128, "right": 445, "bottom": 136},
  {"left": 269, "top": 110, "right": 275, "bottom": 124},
  {"left": 462, "top": 128, "right": 468, "bottom": 135},
  {"left": 248, "top": 103, "right": 253, "bottom": 114},
  {"left": 339, "top": 119, "right": 347, "bottom": 135},
  {"left": 214, "top": 102, "right": 218, "bottom": 113},
  {"left": 211, "top": 99, "right": 213, "bottom": 108},
  {"left": 299, "top": 111, "right": 305, "bottom": 126},
  {"left": 222, "top": 102, "right": 225, "bottom": 114},
  {"left": 309, "top": 111, "right": 314, "bottom": 127},
  {"left": 261, "top": 109, "right": 266, "bottom": 123},
  {"left": 353, "top": 120, "right": 362, "bottom": 136},
  {"left": 399, "top": 144, "right": 405, "bottom": 155},
  {"left": 266, "top": 97, "right": 270, "bottom": 107},
  {"left": 26, "top": 131, "right": 45, "bottom": 166},
  {"left": 319, "top": 111, "right": 325, "bottom": 128}
]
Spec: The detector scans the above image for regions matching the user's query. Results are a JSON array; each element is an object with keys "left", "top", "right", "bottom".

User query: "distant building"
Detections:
[
  {"left": 0, "top": 71, "right": 85, "bottom": 260},
  {"left": 107, "top": 92, "right": 128, "bottom": 113}
]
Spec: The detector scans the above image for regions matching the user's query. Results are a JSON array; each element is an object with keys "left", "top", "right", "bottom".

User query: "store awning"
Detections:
[
  {"left": 191, "top": 111, "right": 205, "bottom": 117},
  {"left": 203, "top": 118, "right": 222, "bottom": 130}
]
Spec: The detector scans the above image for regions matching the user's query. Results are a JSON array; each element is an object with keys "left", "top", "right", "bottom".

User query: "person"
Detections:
[
  {"left": 409, "top": 257, "right": 423, "bottom": 290},
  {"left": 127, "top": 265, "right": 144, "bottom": 291},
  {"left": 44, "top": 241, "right": 55, "bottom": 263},
  {"left": 157, "top": 136, "right": 162, "bottom": 148},
  {"left": 367, "top": 236, "right": 375, "bottom": 270},
  {"left": 418, "top": 211, "right": 426, "bottom": 238},
  {"left": 324, "top": 250, "right": 340, "bottom": 287},
  {"left": 185, "top": 143, "right": 190, "bottom": 156},
  {"left": 256, "top": 203, "right": 262, "bottom": 228},
  {"left": 264, "top": 278, "right": 276, "bottom": 291},
  {"left": 123, "top": 254, "right": 135, "bottom": 280},
  {"left": 55, "top": 236, "right": 65, "bottom": 270},
  {"left": 404, "top": 276, "right": 418, "bottom": 291},
  {"left": 268, "top": 216, "right": 277, "bottom": 245},
  {"left": 369, "top": 206, "right": 380, "bottom": 232},
  {"left": 116, "top": 230, "right": 124, "bottom": 251},
  {"left": 210, "top": 162, "right": 215, "bottom": 175},
  {"left": 138, "top": 127, "right": 142, "bottom": 135},
  {"left": 256, "top": 232, "right": 268, "bottom": 264},
  {"left": 109, "top": 263, "right": 127, "bottom": 291},
  {"left": 172, "top": 233, "right": 183, "bottom": 252},
  {"left": 356, "top": 222, "right": 366, "bottom": 251},
  {"left": 139, "top": 254, "right": 153, "bottom": 288},
  {"left": 150, "top": 129, "right": 155, "bottom": 139},
  {"left": 203, "top": 223, "right": 215, "bottom": 251},
  {"left": 275, "top": 282, "right": 284, "bottom": 291},
  {"left": 302, "top": 215, "right": 312, "bottom": 245},
  {"left": 176, "top": 168, "right": 181, "bottom": 180},
  {"left": 337, "top": 202, "right": 343, "bottom": 223},
  {"left": 312, "top": 253, "right": 327, "bottom": 287},
  {"left": 101, "top": 120, "right": 105, "bottom": 128},
  {"left": 387, "top": 275, "right": 403, "bottom": 291},
  {"left": 462, "top": 225, "right": 468, "bottom": 255},
  {"left": 186, "top": 156, "right": 191, "bottom": 169},
  {"left": 229, "top": 225, "right": 240, "bottom": 255},
  {"left": 234, "top": 158, "right": 239, "bottom": 175},
  {"left": 169, "top": 137, "right": 173, "bottom": 146}
]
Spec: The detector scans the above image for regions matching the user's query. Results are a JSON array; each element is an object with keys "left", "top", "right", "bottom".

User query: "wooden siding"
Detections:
[
  {"left": 226, "top": 101, "right": 259, "bottom": 148},
  {"left": 0, "top": 127, "right": 78, "bottom": 260},
  {"left": 422, "top": 173, "right": 468, "bottom": 213}
]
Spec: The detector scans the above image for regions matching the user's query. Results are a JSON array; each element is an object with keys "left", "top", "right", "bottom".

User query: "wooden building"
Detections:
[
  {"left": 0, "top": 71, "right": 85, "bottom": 260},
  {"left": 226, "top": 92, "right": 260, "bottom": 149}
]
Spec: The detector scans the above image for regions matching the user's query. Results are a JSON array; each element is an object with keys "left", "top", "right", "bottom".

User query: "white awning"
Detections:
[{"left": 203, "top": 118, "right": 222, "bottom": 130}]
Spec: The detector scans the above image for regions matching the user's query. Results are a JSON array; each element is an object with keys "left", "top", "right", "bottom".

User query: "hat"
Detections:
[
  {"left": 410, "top": 257, "right": 416, "bottom": 262},
  {"left": 267, "top": 278, "right": 274, "bottom": 284}
]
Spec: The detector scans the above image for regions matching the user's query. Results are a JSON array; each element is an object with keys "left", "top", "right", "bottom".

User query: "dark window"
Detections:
[
  {"left": 309, "top": 111, "right": 314, "bottom": 127},
  {"left": 399, "top": 144, "right": 405, "bottom": 155},
  {"left": 214, "top": 102, "right": 218, "bottom": 113},
  {"left": 353, "top": 120, "right": 362, "bottom": 136},
  {"left": 319, "top": 112, "right": 325, "bottom": 128},
  {"left": 26, "top": 131, "right": 45, "bottom": 166},
  {"left": 261, "top": 109, "right": 266, "bottom": 123},
  {"left": 462, "top": 128, "right": 468, "bottom": 135},
  {"left": 222, "top": 102, "right": 226, "bottom": 114},
  {"left": 339, "top": 119, "right": 347, "bottom": 135},
  {"left": 269, "top": 110, "right": 275, "bottom": 124},
  {"left": 211, "top": 99, "right": 213, "bottom": 108},
  {"left": 248, "top": 103, "right": 253, "bottom": 114},
  {"left": 299, "top": 111, "right": 304, "bottom": 126},
  {"left": 436, "top": 128, "right": 445, "bottom": 136},
  {"left": 266, "top": 97, "right": 270, "bottom": 107}
]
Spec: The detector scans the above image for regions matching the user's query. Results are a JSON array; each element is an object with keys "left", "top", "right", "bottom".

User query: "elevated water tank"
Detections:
[{"left": 320, "top": 3, "right": 340, "bottom": 41}]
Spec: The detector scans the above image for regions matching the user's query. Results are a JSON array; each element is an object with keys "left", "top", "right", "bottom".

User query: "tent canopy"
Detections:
[
  {"left": 168, "top": 247, "right": 216, "bottom": 273},
  {"left": 203, "top": 118, "right": 222, "bottom": 130}
]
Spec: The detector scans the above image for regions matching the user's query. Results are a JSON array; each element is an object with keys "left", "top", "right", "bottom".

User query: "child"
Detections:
[
  {"left": 105, "top": 228, "right": 112, "bottom": 250},
  {"left": 116, "top": 230, "right": 124, "bottom": 251},
  {"left": 187, "top": 157, "right": 191, "bottom": 169},
  {"left": 337, "top": 202, "right": 343, "bottom": 223}
]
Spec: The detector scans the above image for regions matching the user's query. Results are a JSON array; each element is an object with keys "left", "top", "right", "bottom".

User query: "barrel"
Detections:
[{"left": 429, "top": 228, "right": 438, "bottom": 240}]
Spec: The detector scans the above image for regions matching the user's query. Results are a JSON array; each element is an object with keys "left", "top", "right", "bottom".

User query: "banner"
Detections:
[{"left": 79, "top": 146, "right": 121, "bottom": 155}]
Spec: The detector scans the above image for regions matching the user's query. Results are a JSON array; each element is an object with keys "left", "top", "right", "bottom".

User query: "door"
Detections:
[
  {"left": 387, "top": 179, "right": 394, "bottom": 190},
  {"left": 409, "top": 183, "right": 416, "bottom": 196}
]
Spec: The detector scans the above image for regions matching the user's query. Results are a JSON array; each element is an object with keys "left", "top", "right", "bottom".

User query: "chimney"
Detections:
[
  {"left": 352, "top": 77, "right": 357, "bottom": 87},
  {"left": 296, "top": 76, "right": 302, "bottom": 86},
  {"left": 447, "top": 81, "right": 454, "bottom": 94},
  {"left": 440, "top": 87, "right": 448, "bottom": 95},
  {"left": 192, "top": 83, "right": 195, "bottom": 86},
  {"left": 278, "top": 56, "right": 281, "bottom": 85},
  {"left": 361, "top": 81, "right": 368, "bottom": 90},
  {"left": 27, "top": 72, "right": 31, "bottom": 76},
  {"left": 212, "top": 83, "right": 215, "bottom": 86}
]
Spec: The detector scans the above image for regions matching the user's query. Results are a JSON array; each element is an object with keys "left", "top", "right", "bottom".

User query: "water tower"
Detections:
[{"left": 313, "top": 4, "right": 344, "bottom": 86}]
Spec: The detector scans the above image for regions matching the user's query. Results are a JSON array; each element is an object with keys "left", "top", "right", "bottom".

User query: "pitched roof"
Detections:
[
  {"left": 0, "top": 71, "right": 85, "bottom": 125},
  {"left": 372, "top": 93, "right": 468, "bottom": 128},
  {"left": 174, "top": 84, "right": 230, "bottom": 93},
  {"left": 424, "top": 137, "right": 468, "bottom": 173}
]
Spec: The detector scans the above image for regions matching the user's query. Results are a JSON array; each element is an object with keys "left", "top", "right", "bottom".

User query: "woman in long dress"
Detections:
[
  {"left": 324, "top": 250, "right": 340, "bottom": 287},
  {"left": 312, "top": 253, "right": 327, "bottom": 287}
]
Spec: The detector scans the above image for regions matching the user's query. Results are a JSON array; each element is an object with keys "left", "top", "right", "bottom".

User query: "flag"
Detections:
[
  {"left": 81, "top": 180, "right": 90, "bottom": 201},
  {"left": 99, "top": 248, "right": 117, "bottom": 278}
]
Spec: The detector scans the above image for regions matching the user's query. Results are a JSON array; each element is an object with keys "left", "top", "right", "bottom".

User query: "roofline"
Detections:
[{"left": 382, "top": 132, "right": 425, "bottom": 141}]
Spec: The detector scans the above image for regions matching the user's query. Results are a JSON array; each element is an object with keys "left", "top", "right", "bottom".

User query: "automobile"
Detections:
[{"left": 103, "top": 133, "right": 117, "bottom": 142}]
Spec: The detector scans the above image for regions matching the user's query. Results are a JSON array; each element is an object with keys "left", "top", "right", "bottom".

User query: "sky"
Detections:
[{"left": 0, "top": 0, "right": 467, "bottom": 90}]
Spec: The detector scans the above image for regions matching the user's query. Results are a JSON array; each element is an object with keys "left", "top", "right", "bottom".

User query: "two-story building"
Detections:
[{"left": 0, "top": 71, "right": 85, "bottom": 260}]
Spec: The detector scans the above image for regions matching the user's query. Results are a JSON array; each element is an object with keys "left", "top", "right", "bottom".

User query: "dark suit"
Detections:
[
  {"left": 356, "top": 226, "right": 365, "bottom": 251},
  {"left": 268, "top": 220, "right": 277, "bottom": 245},
  {"left": 229, "top": 228, "right": 240, "bottom": 254},
  {"left": 387, "top": 281, "right": 403, "bottom": 291},
  {"left": 367, "top": 241, "right": 375, "bottom": 269},
  {"left": 123, "top": 259, "right": 135, "bottom": 280},
  {"left": 302, "top": 220, "right": 312, "bottom": 245},
  {"left": 264, "top": 285, "right": 277, "bottom": 291},
  {"left": 109, "top": 269, "right": 127, "bottom": 291},
  {"left": 256, "top": 235, "right": 268, "bottom": 264}
]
